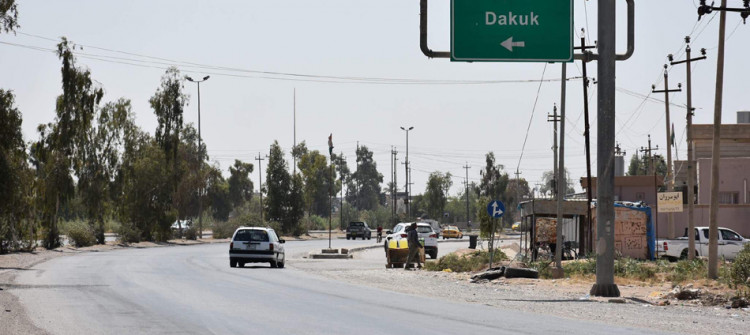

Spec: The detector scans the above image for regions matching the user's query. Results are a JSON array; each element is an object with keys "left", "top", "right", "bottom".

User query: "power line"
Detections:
[{"left": 516, "top": 63, "right": 548, "bottom": 173}]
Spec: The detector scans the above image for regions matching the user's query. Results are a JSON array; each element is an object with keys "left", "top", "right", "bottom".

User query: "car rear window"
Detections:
[
  {"left": 234, "top": 229, "right": 269, "bottom": 242},
  {"left": 350, "top": 222, "right": 364, "bottom": 227},
  {"left": 417, "top": 226, "right": 433, "bottom": 233}
]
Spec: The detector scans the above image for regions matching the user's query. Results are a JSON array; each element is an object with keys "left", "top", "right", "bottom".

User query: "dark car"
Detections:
[{"left": 346, "top": 221, "right": 372, "bottom": 240}]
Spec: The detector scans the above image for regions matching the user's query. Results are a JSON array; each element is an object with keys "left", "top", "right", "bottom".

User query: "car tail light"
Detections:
[
  {"left": 269, "top": 243, "right": 274, "bottom": 251},
  {"left": 663, "top": 242, "right": 668, "bottom": 251},
  {"left": 230, "top": 242, "right": 233, "bottom": 249},
  {"left": 429, "top": 234, "right": 437, "bottom": 238},
  {"left": 400, "top": 234, "right": 407, "bottom": 238}
]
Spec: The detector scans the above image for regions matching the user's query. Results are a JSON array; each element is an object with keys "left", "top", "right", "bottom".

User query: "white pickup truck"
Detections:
[{"left": 656, "top": 226, "right": 749, "bottom": 261}]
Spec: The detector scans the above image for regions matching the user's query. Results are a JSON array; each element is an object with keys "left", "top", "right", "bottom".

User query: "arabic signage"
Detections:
[{"left": 657, "top": 192, "right": 683, "bottom": 213}]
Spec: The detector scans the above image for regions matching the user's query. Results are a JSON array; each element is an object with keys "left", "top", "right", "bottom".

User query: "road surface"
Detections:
[{"left": 10, "top": 239, "right": 661, "bottom": 334}]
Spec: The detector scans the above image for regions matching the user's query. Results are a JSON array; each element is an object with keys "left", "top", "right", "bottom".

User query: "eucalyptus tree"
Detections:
[
  {"left": 228, "top": 159, "right": 254, "bottom": 208},
  {"left": 424, "top": 171, "right": 453, "bottom": 221},
  {"left": 0, "top": 0, "right": 19, "bottom": 34},
  {"left": 350, "top": 145, "right": 383, "bottom": 211},
  {"left": 265, "top": 141, "right": 304, "bottom": 234}
]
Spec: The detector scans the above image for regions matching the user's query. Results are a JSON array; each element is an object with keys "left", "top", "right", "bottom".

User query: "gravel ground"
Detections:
[{"left": 291, "top": 246, "right": 750, "bottom": 335}]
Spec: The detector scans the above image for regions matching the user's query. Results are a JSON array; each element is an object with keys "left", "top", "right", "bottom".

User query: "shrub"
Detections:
[
  {"left": 184, "top": 226, "right": 198, "bottom": 240},
  {"left": 212, "top": 220, "right": 242, "bottom": 239},
  {"left": 425, "top": 249, "right": 508, "bottom": 272},
  {"left": 614, "top": 257, "right": 656, "bottom": 281},
  {"left": 730, "top": 244, "right": 750, "bottom": 287},
  {"left": 117, "top": 223, "right": 142, "bottom": 243},
  {"left": 667, "top": 258, "right": 708, "bottom": 283},
  {"left": 65, "top": 221, "right": 96, "bottom": 247},
  {"left": 563, "top": 258, "right": 597, "bottom": 277}
]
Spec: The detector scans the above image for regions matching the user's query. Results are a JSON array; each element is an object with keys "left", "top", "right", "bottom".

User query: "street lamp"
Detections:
[
  {"left": 186, "top": 75, "right": 209, "bottom": 239},
  {"left": 400, "top": 126, "right": 414, "bottom": 220}
]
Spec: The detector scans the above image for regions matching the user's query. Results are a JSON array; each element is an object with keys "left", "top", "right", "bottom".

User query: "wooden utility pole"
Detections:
[
  {"left": 669, "top": 37, "right": 707, "bottom": 260},
  {"left": 652, "top": 65, "right": 682, "bottom": 238},
  {"left": 576, "top": 32, "right": 596, "bottom": 256},
  {"left": 255, "top": 153, "right": 265, "bottom": 223},
  {"left": 708, "top": 0, "right": 727, "bottom": 279}
]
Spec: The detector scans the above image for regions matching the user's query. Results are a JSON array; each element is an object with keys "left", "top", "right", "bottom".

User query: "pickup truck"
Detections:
[
  {"left": 656, "top": 226, "right": 749, "bottom": 261},
  {"left": 346, "top": 221, "right": 371, "bottom": 240}
]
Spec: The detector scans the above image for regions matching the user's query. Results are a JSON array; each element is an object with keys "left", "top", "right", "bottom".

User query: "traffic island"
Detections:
[{"left": 309, "top": 248, "right": 353, "bottom": 259}]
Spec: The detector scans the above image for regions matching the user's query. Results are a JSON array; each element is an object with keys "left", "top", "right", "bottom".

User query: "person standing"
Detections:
[{"left": 405, "top": 222, "right": 423, "bottom": 270}]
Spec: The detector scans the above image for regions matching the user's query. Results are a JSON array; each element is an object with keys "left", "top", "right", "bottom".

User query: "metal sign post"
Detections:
[{"left": 487, "top": 200, "right": 505, "bottom": 268}]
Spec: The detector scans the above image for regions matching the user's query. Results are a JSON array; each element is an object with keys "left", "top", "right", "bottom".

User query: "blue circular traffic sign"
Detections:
[{"left": 487, "top": 200, "right": 505, "bottom": 218}]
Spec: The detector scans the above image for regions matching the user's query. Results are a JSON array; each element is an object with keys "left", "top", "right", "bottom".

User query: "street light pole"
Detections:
[
  {"left": 400, "top": 126, "right": 414, "bottom": 220},
  {"left": 186, "top": 75, "right": 210, "bottom": 239}
]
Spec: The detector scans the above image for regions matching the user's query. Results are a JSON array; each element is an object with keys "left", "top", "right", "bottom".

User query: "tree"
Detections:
[
  {"left": 350, "top": 145, "right": 383, "bottom": 210},
  {"left": 298, "top": 149, "right": 336, "bottom": 217},
  {"left": 0, "top": 0, "right": 19, "bottom": 34},
  {"left": 627, "top": 153, "right": 667, "bottom": 177},
  {"left": 228, "top": 160, "right": 254, "bottom": 208},
  {"left": 0, "top": 89, "right": 34, "bottom": 253},
  {"left": 77, "top": 99, "right": 131, "bottom": 243},
  {"left": 205, "top": 165, "right": 231, "bottom": 221},
  {"left": 539, "top": 168, "right": 576, "bottom": 197},
  {"left": 150, "top": 67, "right": 187, "bottom": 166},
  {"left": 265, "top": 141, "right": 305, "bottom": 234},
  {"left": 476, "top": 152, "right": 508, "bottom": 200},
  {"left": 424, "top": 171, "right": 453, "bottom": 221},
  {"left": 504, "top": 177, "right": 531, "bottom": 224}
]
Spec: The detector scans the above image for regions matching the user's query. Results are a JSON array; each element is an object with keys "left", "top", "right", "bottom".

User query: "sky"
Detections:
[{"left": 2, "top": 0, "right": 749, "bottom": 199}]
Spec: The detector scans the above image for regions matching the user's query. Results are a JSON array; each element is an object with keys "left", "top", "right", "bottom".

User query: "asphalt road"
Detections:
[{"left": 11, "top": 239, "right": 660, "bottom": 334}]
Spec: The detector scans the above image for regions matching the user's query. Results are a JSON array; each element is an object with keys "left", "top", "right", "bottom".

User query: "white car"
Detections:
[
  {"left": 384, "top": 222, "right": 439, "bottom": 259},
  {"left": 229, "top": 227, "right": 285, "bottom": 268}
]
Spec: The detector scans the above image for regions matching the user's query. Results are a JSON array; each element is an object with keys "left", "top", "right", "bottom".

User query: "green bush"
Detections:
[
  {"left": 184, "top": 226, "right": 198, "bottom": 240},
  {"left": 614, "top": 257, "right": 656, "bottom": 281},
  {"left": 730, "top": 244, "right": 750, "bottom": 287},
  {"left": 563, "top": 258, "right": 597, "bottom": 277},
  {"left": 117, "top": 223, "right": 142, "bottom": 243},
  {"left": 212, "top": 220, "right": 242, "bottom": 239},
  {"left": 65, "top": 221, "right": 96, "bottom": 247},
  {"left": 668, "top": 258, "right": 708, "bottom": 283},
  {"left": 425, "top": 249, "right": 507, "bottom": 272}
]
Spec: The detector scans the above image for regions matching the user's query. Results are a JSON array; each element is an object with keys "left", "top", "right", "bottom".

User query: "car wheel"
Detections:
[
  {"left": 504, "top": 267, "right": 539, "bottom": 279},
  {"left": 270, "top": 260, "right": 278, "bottom": 268},
  {"left": 346, "top": 235, "right": 350, "bottom": 240},
  {"left": 367, "top": 235, "right": 371, "bottom": 240},
  {"left": 230, "top": 258, "right": 237, "bottom": 268}
]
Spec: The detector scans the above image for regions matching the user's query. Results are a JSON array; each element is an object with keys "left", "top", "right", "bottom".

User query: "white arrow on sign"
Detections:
[
  {"left": 500, "top": 37, "right": 525, "bottom": 52},
  {"left": 492, "top": 201, "right": 504, "bottom": 217}
]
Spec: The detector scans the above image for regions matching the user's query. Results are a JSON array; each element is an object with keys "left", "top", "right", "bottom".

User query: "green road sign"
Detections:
[{"left": 451, "top": 0, "right": 573, "bottom": 62}]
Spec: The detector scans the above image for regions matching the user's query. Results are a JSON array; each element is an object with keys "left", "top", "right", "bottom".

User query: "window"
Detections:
[
  {"left": 720, "top": 229, "right": 742, "bottom": 241},
  {"left": 718, "top": 192, "right": 739, "bottom": 204},
  {"left": 234, "top": 229, "right": 269, "bottom": 242},
  {"left": 416, "top": 226, "right": 433, "bottom": 234}
]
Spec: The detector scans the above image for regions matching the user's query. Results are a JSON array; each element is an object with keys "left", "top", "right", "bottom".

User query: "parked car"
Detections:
[
  {"left": 656, "top": 226, "right": 749, "bottom": 261},
  {"left": 229, "top": 227, "right": 285, "bottom": 268},
  {"left": 346, "top": 221, "right": 372, "bottom": 240},
  {"left": 441, "top": 225, "right": 463, "bottom": 239},
  {"left": 419, "top": 219, "right": 442, "bottom": 238},
  {"left": 170, "top": 220, "right": 191, "bottom": 232},
  {"left": 384, "top": 222, "right": 438, "bottom": 259}
]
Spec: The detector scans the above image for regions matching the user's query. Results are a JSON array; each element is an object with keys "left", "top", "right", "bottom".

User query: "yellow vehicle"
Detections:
[
  {"left": 512, "top": 222, "right": 520, "bottom": 231},
  {"left": 441, "top": 225, "right": 463, "bottom": 239}
]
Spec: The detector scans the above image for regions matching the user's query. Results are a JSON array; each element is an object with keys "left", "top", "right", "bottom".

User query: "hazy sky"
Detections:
[{"left": 2, "top": 0, "right": 748, "bottom": 198}]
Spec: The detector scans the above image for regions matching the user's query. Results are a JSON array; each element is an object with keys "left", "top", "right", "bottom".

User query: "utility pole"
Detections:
[
  {"left": 293, "top": 88, "right": 296, "bottom": 175},
  {"left": 390, "top": 147, "right": 395, "bottom": 224},
  {"left": 698, "top": 0, "right": 734, "bottom": 279},
  {"left": 651, "top": 65, "right": 682, "bottom": 238},
  {"left": 576, "top": 30, "right": 596, "bottom": 255},
  {"left": 340, "top": 151, "right": 345, "bottom": 230},
  {"left": 670, "top": 37, "right": 707, "bottom": 260},
  {"left": 547, "top": 105, "right": 560, "bottom": 198},
  {"left": 255, "top": 153, "right": 265, "bottom": 223},
  {"left": 639, "top": 135, "right": 659, "bottom": 175},
  {"left": 554, "top": 63, "right": 568, "bottom": 273},
  {"left": 186, "top": 75, "right": 210, "bottom": 239},
  {"left": 464, "top": 163, "right": 471, "bottom": 226},
  {"left": 393, "top": 153, "right": 398, "bottom": 226},
  {"left": 400, "top": 126, "right": 414, "bottom": 220},
  {"left": 591, "top": 0, "right": 620, "bottom": 298}
]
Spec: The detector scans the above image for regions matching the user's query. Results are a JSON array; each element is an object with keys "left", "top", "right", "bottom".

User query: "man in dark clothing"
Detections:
[{"left": 405, "top": 222, "right": 423, "bottom": 270}]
